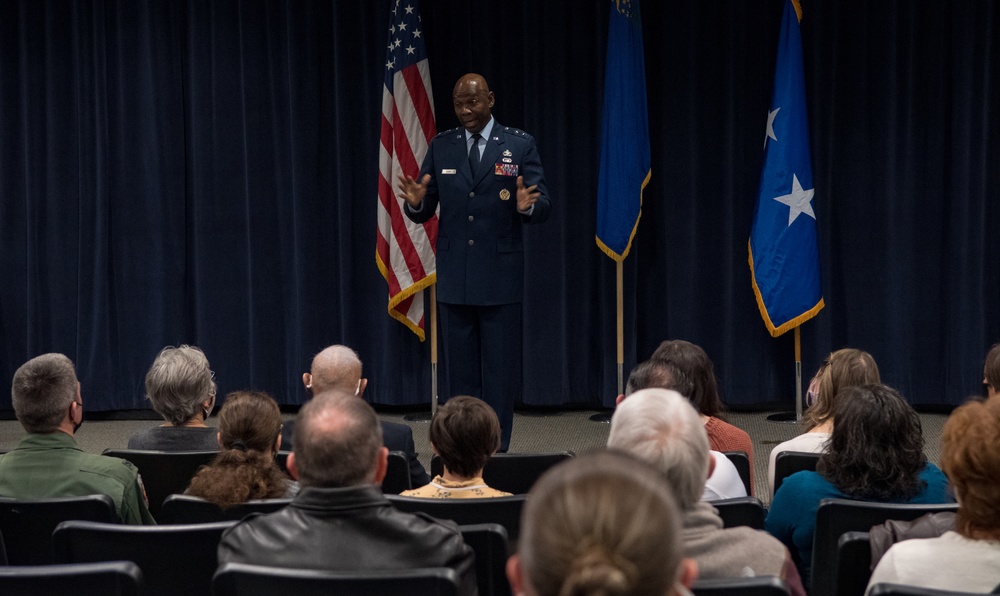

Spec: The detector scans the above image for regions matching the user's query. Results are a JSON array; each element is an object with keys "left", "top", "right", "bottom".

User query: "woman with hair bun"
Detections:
[
  {"left": 507, "top": 450, "right": 697, "bottom": 596},
  {"left": 185, "top": 391, "right": 297, "bottom": 508}
]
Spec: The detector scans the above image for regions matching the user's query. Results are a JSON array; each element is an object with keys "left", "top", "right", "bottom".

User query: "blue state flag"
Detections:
[
  {"left": 596, "top": 0, "right": 650, "bottom": 262},
  {"left": 749, "top": 0, "right": 824, "bottom": 337}
]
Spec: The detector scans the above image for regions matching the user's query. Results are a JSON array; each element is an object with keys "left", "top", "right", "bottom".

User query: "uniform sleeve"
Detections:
[
  {"left": 121, "top": 473, "right": 157, "bottom": 525},
  {"left": 519, "top": 137, "right": 550, "bottom": 224},
  {"left": 404, "top": 141, "right": 439, "bottom": 224},
  {"left": 403, "top": 429, "right": 431, "bottom": 487}
]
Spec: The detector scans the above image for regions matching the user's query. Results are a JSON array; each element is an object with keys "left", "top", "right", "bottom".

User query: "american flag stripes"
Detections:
[{"left": 375, "top": 0, "right": 437, "bottom": 340}]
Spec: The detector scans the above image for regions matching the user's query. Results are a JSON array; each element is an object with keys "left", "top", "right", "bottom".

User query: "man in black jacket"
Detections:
[{"left": 218, "top": 391, "right": 476, "bottom": 594}]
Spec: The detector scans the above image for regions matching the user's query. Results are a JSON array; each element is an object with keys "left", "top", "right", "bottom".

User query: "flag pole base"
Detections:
[
  {"left": 766, "top": 411, "right": 799, "bottom": 423},
  {"left": 589, "top": 412, "right": 612, "bottom": 423},
  {"left": 403, "top": 412, "right": 432, "bottom": 422}
]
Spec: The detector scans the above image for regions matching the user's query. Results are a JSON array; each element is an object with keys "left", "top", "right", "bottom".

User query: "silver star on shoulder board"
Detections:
[{"left": 772, "top": 173, "right": 816, "bottom": 226}]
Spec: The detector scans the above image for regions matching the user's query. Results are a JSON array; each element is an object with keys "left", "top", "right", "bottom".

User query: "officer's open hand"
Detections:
[
  {"left": 516, "top": 176, "right": 539, "bottom": 212},
  {"left": 397, "top": 173, "right": 431, "bottom": 208}
]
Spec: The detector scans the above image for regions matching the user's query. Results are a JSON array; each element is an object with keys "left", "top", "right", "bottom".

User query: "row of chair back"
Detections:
[
  {"left": 429, "top": 451, "right": 574, "bottom": 494},
  {"left": 0, "top": 494, "right": 117, "bottom": 565}
]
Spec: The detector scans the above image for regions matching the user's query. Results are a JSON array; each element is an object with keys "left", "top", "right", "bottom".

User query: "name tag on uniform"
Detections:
[
  {"left": 441, "top": 169, "right": 457, "bottom": 175},
  {"left": 494, "top": 163, "right": 519, "bottom": 176}
]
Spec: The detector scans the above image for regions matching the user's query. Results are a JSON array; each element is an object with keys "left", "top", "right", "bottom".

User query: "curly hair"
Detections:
[
  {"left": 941, "top": 397, "right": 1000, "bottom": 540},
  {"left": 649, "top": 340, "right": 724, "bottom": 418},
  {"left": 185, "top": 391, "right": 289, "bottom": 509},
  {"left": 801, "top": 348, "right": 880, "bottom": 430},
  {"left": 817, "top": 384, "right": 926, "bottom": 501}
]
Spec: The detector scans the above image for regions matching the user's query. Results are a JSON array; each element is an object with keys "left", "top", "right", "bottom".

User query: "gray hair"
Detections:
[
  {"left": 607, "top": 388, "right": 710, "bottom": 509},
  {"left": 293, "top": 390, "right": 383, "bottom": 488},
  {"left": 144, "top": 345, "right": 216, "bottom": 425},
  {"left": 11, "top": 353, "right": 78, "bottom": 433},
  {"left": 310, "top": 345, "right": 362, "bottom": 394}
]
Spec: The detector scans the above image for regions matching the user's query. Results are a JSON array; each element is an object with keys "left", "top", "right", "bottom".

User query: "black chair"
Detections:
[
  {"left": 430, "top": 451, "right": 574, "bottom": 494},
  {"left": 386, "top": 494, "right": 527, "bottom": 544},
  {"left": 274, "top": 451, "right": 292, "bottom": 477},
  {"left": 0, "top": 494, "right": 118, "bottom": 565},
  {"left": 102, "top": 449, "right": 218, "bottom": 518},
  {"left": 53, "top": 519, "right": 236, "bottom": 596},
  {"left": 692, "top": 576, "right": 791, "bottom": 596},
  {"left": 383, "top": 451, "right": 413, "bottom": 494},
  {"left": 868, "top": 584, "right": 990, "bottom": 596},
  {"left": 212, "top": 562, "right": 460, "bottom": 596},
  {"left": 0, "top": 561, "right": 143, "bottom": 596},
  {"left": 722, "top": 450, "right": 753, "bottom": 496},
  {"left": 459, "top": 523, "right": 510, "bottom": 596},
  {"left": 834, "top": 531, "right": 873, "bottom": 596},
  {"left": 711, "top": 496, "right": 767, "bottom": 530},
  {"left": 810, "top": 499, "right": 958, "bottom": 596},
  {"left": 158, "top": 494, "right": 292, "bottom": 524},
  {"left": 772, "top": 450, "right": 821, "bottom": 496}
]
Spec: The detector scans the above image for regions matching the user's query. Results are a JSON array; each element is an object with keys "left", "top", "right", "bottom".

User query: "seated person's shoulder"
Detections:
[{"left": 78, "top": 451, "right": 142, "bottom": 484}]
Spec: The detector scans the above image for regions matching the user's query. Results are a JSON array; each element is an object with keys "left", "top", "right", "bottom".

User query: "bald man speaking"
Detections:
[{"left": 398, "top": 73, "right": 550, "bottom": 451}]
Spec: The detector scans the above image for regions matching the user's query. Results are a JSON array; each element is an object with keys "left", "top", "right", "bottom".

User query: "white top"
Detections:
[
  {"left": 767, "top": 431, "right": 830, "bottom": 497},
  {"left": 867, "top": 531, "right": 1000, "bottom": 594},
  {"left": 702, "top": 451, "right": 748, "bottom": 501}
]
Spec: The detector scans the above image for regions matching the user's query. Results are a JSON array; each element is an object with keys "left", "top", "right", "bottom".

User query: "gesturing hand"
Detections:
[
  {"left": 396, "top": 173, "right": 431, "bottom": 208},
  {"left": 516, "top": 176, "right": 539, "bottom": 212}
]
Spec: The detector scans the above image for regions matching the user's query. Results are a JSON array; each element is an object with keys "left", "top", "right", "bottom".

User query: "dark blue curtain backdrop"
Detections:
[{"left": 0, "top": 1, "right": 996, "bottom": 412}]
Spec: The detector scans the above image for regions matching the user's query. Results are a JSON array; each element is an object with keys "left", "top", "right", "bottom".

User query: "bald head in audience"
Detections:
[{"left": 302, "top": 345, "right": 367, "bottom": 397}]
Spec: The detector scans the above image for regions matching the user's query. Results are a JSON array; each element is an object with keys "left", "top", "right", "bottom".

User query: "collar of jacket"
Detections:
[{"left": 289, "top": 484, "right": 390, "bottom": 513}]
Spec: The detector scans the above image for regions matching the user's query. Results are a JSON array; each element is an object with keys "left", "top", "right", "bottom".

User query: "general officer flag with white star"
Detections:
[{"left": 748, "top": 0, "right": 824, "bottom": 337}]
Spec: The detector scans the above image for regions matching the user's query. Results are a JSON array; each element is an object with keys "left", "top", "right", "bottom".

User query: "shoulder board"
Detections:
[
  {"left": 501, "top": 126, "right": 531, "bottom": 138},
  {"left": 436, "top": 127, "right": 462, "bottom": 139}
]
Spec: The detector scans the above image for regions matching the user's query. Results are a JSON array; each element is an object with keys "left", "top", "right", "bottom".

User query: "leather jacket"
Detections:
[
  {"left": 868, "top": 511, "right": 957, "bottom": 570},
  {"left": 217, "top": 484, "right": 477, "bottom": 595}
]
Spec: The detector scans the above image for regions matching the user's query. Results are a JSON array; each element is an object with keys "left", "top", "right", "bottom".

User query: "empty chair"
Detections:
[
  {"left": 0, "top": 561, "right": 143, "bottom": 596},
  {"left": 692, "top": 576, "right": 791, "bottom": 596},
  {"left": 158, "top": 494, "right": 292, "bottom": 524},
  {"left": 772, "top": 451, "right": 820, "bottom": 496},
  {"left": 53, "top": 519, "right": 236, "bottom": 596},
  {"left": 386, "top": 494, "right": 526, "bottom": 544},
  {"left": 101, "top": 449, "right": 217, "bottom": 518},
  {"left": 722, "top": 451, "right": 753, "bottom": 496},
  {"left": 810, "top": 499, "right": 958, "bottom": 596},
  {"left": 459, "top": 523, "right": 510, "bottom": 596},
  {"left": 0, "top": 494, "right": 117, "bottom": 565},
  {"left": 212, "top": 562, "right": 460, "bottom": 596},
  {"left": 430, "top": 451, "right": 574, "bottom": 494},
  {"left": 711, "top": 496, "right": 767, "bottom": 530}
]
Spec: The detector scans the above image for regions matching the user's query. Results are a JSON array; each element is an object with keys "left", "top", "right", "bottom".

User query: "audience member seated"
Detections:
[
  {"left": 506, "top": 449, "right": 697, "bottom": 596},
  {"left": 217, "top": 391, "right": 475, "bottom": 594},
  {"left": 766, "top": 384, "right": 951, "bottom": 583},
  {"left": 127, "top": 345, "right": 220, "bottom": 451},
  {"left": 866, "top": 395, "right": 1000, "bottom": 594},
  {"left": 0, "top": 354, "right": 155, "bottom": 524},
  {"left": 283, "top": 344, "right": 430, "bottom": 487},
  {"left": 767, "top": 348, "right": 881, "bottom": 495},
  {"left": 650, "top": 340, "right": 755, "bottom": 487},
  {"left": 985, "top": 342, "right": 999, "bottom": 399},
  {"left": 609, "top": 388, "right": 804, "bottom": 595},
  {"left": 185, "top": 390, "right": 298, "bottom": 507},
  {"left": 621, "top": 358, "right": 747, "bottom": 500},
  {"left": 401, "top": 396, "right": 511, "bottom": 498}
]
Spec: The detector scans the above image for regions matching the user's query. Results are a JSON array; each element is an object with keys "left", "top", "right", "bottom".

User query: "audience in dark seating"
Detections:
[
  {"left": 217, "top": 390, "right": 476, "bottom": 594},
  {"left": 507, "top": 449, "right": 697, "bottom": 596},
  {"left": 0, "top": 353, "right": 155, "bottom": 524},
  {"left": 766, "top": 384, "right": 951, "bottom": 583},
  {"left": 767, "top": 348, "right": 881, "bottom": 495},
  {"left": 621, "top": 359, "right": 747, "bottom": 500},
  {"left": 401, "top": 395, "right": 511, "bottom": 498},
  {"left": 609, "top": 388, "right": 805, "bottom": 596},
  {"left": 185, "top": 390, "right": 298, "bottom": 507},
  {"left": 866, "top": 395, "right": 1000, "bottom": 594},
  {"left": 650, "top": 340, "right": 756, "bottom": 487},
  {"left": 127, "top": 345, "right": 220, "bottom": 451},
  {"left": 282, "top": 344, "right": 430, "bottom": 487}
]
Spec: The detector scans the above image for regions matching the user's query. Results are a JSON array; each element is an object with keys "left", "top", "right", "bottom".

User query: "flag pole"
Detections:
[
  {"left": 794, "top": 325, "right": 802, "bottom": 421},
  {"left": 616, "top": 260, "right": 624, "bottom": 395},
  {"left": 430, "top": 285, "right": 439, "bottom": 416}
]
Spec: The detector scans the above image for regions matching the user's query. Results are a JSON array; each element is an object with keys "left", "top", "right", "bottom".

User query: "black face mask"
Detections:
[{"left": 73, "top": 418, "right": 84, "bottom": 434}]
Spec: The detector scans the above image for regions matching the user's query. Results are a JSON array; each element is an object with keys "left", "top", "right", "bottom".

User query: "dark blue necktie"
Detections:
[{"left": 469, "top": 133, "right": 482, "bottom": 174}]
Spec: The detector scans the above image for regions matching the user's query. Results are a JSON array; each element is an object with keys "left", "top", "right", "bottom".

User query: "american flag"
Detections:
[{"left": 375, "top": 0, "right": 437, "bottom": 340}]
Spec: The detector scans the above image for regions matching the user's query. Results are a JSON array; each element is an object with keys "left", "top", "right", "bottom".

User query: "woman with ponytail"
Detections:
[{"left": 185, "top": 391, "right": 297, "bottom": 508}]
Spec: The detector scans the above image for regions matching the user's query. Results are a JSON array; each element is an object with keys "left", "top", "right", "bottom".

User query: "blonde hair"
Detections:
[
  {"left": 802, "top": 348, "right": 880, "bottom": 429},
  {"left": 518, "top": 451, "right": 683, "bottom": 596}
]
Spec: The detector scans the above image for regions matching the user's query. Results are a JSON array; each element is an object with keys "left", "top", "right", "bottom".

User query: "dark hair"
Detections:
[
  {"left": 293, "top": 391, "right": 383, "bottom": 488},
  {"left": 430, "top": 396, "right": 500, "bottom": 478},
  {"left": 941, "top": 397, "right": 1000, "bottom": 540},
  {"left": 984, "top": 343, "right": 1000, "bottom": 394},
  {"left": 624, "top": 359, "right": 694, "bottom": 399},
  {"left": 186, "top": 391, "right": 288, "bottom": 509},
  {"left": 817, "top": 384, "right": 926, "bottom": 501},
  {"left": 649, "top": 340, "right": 723, "bottom": 418},
  {"left": 802, "top": 348, "right": 880, "bottom": 429}
]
